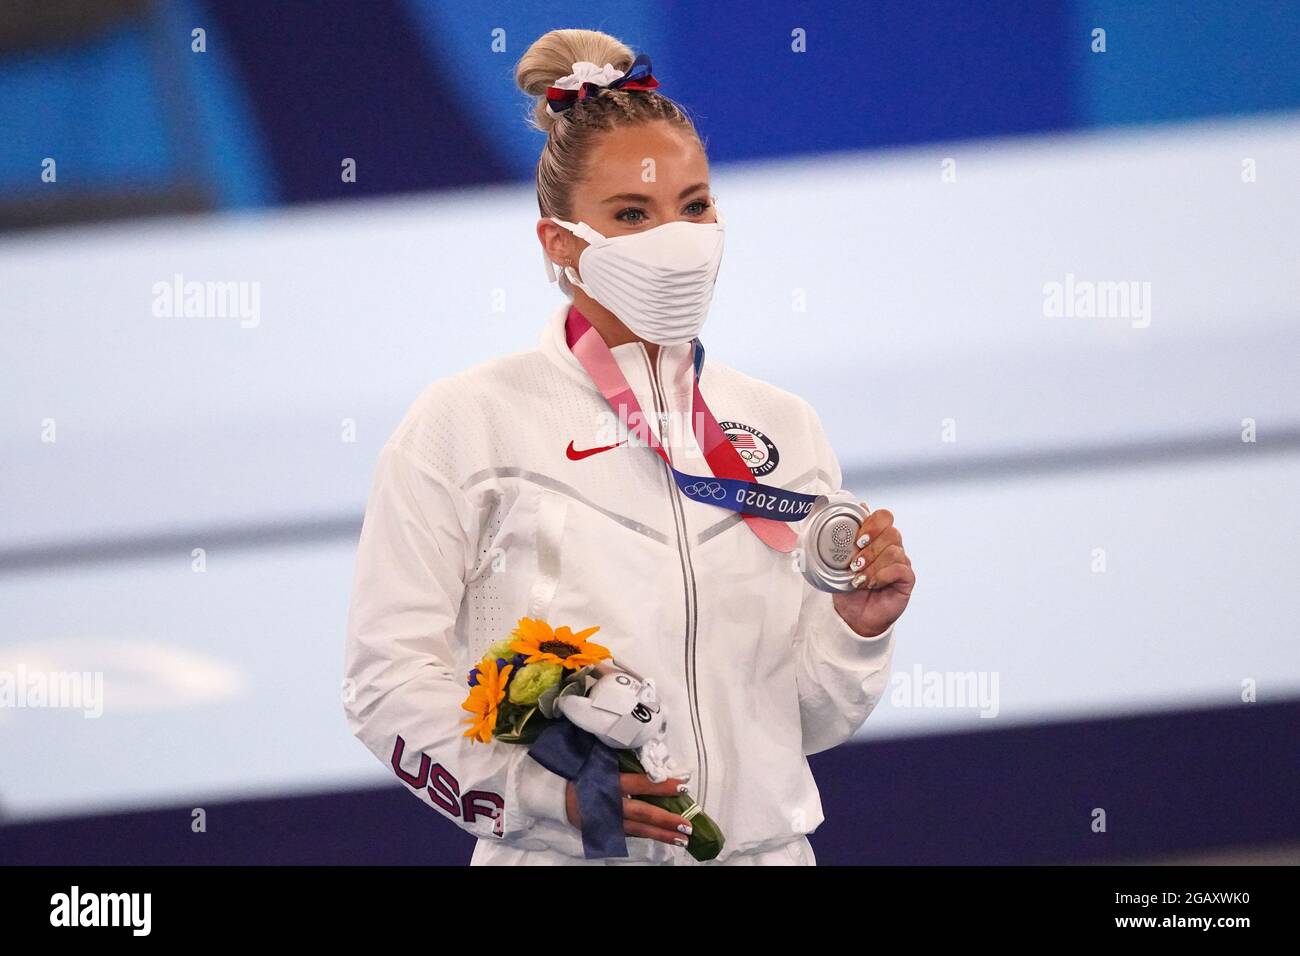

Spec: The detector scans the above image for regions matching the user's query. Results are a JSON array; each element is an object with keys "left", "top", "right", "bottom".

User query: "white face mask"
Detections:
[{"left": 545, "top": 205, "right": 726, "bottom": 346}]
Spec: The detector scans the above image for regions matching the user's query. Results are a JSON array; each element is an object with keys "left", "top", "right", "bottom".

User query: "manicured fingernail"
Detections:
[
  {"left": 674, "top": 836, "right": 689, "bottom": 847},
  {"left": 676, "top": 783, "right": 690, "bottom": 793},
  {"left": 856, "top": 534, "right": 870, "bottom": 548},
  {"left": 849, "top": 555, "right": 865, "bottom": 571},
  {"left": 851, "top": 574, "right": 866, "bottom": 588},
  {"left": 678, "top": 823, "right": 693, "bottom": 835}
]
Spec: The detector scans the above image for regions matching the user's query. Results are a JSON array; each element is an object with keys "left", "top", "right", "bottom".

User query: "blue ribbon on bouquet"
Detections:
[{"left": 527, "top": 721, "right": 626, "bottom": 859}]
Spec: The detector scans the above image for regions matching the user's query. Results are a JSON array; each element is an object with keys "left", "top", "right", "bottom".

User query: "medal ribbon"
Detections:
[{"left": 565, "top": 306, "right": 815, "bottom": 552}]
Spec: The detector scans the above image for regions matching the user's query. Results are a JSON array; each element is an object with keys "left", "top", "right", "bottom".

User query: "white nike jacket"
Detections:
[{"left": 343, "top": 303, "right": 896, "bottom": 863}]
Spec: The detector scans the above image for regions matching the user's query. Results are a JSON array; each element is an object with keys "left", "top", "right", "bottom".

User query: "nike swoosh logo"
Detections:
[{"left": 566, "top": 439, "right": 627, "bottom": 461}]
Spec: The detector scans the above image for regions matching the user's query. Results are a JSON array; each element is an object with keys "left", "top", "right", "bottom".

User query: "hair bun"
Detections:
[{"left": 514, "top": 28, "right": 634, "bottom": 132}]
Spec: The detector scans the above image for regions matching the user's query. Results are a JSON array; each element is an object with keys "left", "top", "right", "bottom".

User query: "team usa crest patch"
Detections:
[{"left": 719, "top": 421, "right": 779, "bottom": 477}]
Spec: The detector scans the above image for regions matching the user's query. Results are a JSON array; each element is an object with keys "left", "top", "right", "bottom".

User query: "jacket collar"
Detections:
[{"left": 538, "top": 300, "right": 696, "bottom": 400}]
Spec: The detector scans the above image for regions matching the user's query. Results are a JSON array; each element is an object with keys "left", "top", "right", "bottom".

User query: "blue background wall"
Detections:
[{"left": 4, "top": 0, "right": 1299, "bottom": 216}]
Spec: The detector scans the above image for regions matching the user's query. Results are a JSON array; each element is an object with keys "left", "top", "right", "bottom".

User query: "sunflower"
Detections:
[
  {"left": 509, "top": 617, "right": 611, "bottom": 671},
  {"left": 461, "top": 657, "right": 513, "bottom": 744}
]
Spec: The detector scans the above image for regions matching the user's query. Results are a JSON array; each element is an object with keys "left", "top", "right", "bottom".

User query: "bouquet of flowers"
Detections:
[{"left": 460, "top": 616, "right": 724, "bottom": 861}]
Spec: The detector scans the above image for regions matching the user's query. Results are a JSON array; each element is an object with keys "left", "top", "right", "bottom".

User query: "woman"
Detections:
[{"left": 343, "top": 28, "right": 914, "bottom": 866}]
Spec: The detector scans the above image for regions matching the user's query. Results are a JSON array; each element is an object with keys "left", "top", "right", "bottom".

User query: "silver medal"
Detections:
[{"left": 800, "top": 491, "right": 869, "bottom": 592}]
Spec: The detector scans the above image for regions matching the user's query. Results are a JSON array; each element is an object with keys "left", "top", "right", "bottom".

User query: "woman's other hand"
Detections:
[{"left": 565, "top": 774, "right": 694, "bottom": 847}]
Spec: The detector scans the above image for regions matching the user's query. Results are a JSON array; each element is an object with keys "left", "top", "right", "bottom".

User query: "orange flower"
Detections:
[
  {"left": 461, "top": 657, "right": 513, "bottom": 744},
  {"left": 509, "top": 617, "right": 611, "bottom": 671}
]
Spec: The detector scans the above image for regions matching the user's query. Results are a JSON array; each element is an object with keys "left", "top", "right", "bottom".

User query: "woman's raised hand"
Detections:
[{"left": 831, "top": 505, "right": 915, "bottom": 637}]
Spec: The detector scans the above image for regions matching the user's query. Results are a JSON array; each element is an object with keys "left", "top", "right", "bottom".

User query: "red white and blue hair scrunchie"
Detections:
[{"left": 544, "top": 52, "right": 659, "bottom": 116}]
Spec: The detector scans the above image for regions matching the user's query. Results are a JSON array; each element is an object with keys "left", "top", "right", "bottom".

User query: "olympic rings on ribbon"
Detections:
[{"left": 683, "top": 480, "right": 727, "bottom": 501}]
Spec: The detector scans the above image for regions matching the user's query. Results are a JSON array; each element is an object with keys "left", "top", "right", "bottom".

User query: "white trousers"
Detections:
[{"left": 470, "top": 835, "right": 817, "bottom": 866}]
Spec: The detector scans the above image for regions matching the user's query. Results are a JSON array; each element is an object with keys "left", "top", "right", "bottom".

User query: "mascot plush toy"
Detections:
[{"left": 540, "top": 661, "right": 689, "bottom": 783}]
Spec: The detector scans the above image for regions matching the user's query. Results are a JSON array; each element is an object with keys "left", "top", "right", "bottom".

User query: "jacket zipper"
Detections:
[{"left": 641, "top": 345, "right": 709, "bottom": 808}]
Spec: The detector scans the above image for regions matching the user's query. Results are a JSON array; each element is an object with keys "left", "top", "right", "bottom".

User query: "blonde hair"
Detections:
[{"left": 514, "top": 28, "right": 703, "bottom": 219}]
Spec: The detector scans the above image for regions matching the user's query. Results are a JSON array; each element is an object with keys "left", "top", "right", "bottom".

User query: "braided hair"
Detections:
[{"left": 514, "top": 29, "right": 703, "bottom": 220}]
